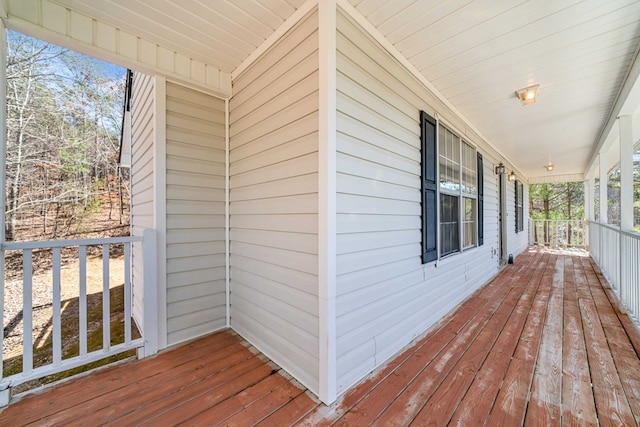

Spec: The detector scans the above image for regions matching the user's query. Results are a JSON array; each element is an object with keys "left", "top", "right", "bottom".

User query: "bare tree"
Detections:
[{"left": 6, "top": 31, "right": 128, "bottom": 242}]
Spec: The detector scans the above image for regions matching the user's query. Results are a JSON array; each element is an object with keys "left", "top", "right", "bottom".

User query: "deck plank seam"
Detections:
[
  {"left": 580, "top": 256, "right": 640, "bottom": 426},
  {"left": 309, "top": 254, "right": 538, "bottom": 426},
  {"left": 403, "top": 254, "right": 542, "bottom": 426},
  {"left": 480, "top": 252, "right": 551, "bottom": 426}
]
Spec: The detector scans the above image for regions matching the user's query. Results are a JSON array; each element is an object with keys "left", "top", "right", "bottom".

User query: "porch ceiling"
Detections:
[{"left": 48, "top": 0, "right": 640, "bottom": 181}]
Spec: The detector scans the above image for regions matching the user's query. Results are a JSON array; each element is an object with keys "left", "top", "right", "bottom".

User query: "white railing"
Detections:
[
  {"left": 589, "top": 221, "right": 640, "bottom": 325},
  {"left": 0, "top": 230, "right": 155, "bottom": 394},
  {"left": 529, "top": 219, "right": 588, "bottom": 248}
]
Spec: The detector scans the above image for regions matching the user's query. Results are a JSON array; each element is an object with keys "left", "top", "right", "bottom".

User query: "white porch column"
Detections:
[
  {"left": 619, "top": 115, "right": 634, "bottom": 231},
  {"left": 599, "top": 152, "right": 608, "bottom": 224},
  {"left": 584, "top": 177, "right": 592, "bottom": 221},
  {"left": 318, "top": 0, "right": 337, "bottom": 405},
  {"left": 0, "top": 21, "right": 10, "bottom": 407}
]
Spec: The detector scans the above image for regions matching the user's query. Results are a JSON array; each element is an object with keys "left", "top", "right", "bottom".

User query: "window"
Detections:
[
  {"left": 477, "top": 153, "right": 484, "bottom": 246},
  {"left": 515, "top": 181, "right": 524, "bottom": 233},
  {"left": 421, "top": 111, "right": 482, "bottom": 263}
]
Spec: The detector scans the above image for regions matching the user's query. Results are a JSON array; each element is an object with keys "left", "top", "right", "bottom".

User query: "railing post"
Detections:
[
  {"left": 0, "top": 244, "right": 6, "bottom": 407},
  {"left": 529, "top": 218, "right": 534, "bottom": 245},
  {"left": 0, "top": 21, "right": 9, "bottom": 408},
  {"left": 597, "top": 224, "right": 602, "bottom": 269},
  {"left": 141, "top": 229, "right": 158, "bottom": 357}
]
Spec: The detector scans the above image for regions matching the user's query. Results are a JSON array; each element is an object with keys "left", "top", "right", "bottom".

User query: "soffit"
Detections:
[
  {"left": 38, "top": 1, "right": 640, "bottom": 181},
  {"left": 348, "top": 0, "right": 640, "bottom": 181},
  {"left": 51, "top": 0, "right": 308, "bottom": 74}
]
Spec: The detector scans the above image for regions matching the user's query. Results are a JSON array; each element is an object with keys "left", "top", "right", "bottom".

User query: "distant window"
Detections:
[
  {"left": 421, "top": 111, "right": 481, "bottom": 263},
  {"left": 515, "top": 181, "right": 524, "bottom": 233}
]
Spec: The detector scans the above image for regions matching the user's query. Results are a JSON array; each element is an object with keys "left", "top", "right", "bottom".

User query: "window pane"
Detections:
[
  {"left": 463, "top": 197, "right": 475, "bottom": 248},
  {"left": 440, "top": 194, "right": 459, "bottom": 255},
  {"left": 461, "top": 142, "right": 476, "bottom": 195},
  {"left": 439, "top": 126, "right": 460, "bottom": 192}
]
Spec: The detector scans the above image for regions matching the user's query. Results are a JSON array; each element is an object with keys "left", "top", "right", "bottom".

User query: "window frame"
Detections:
[
  {"left": 515, "top": 180, "right": 524, "bottom": 233},
  {"left": 421, "top": 111, "right": 482, "bottom": 264}
]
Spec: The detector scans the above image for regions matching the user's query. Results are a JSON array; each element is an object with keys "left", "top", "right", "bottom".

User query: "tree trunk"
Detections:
[{"left": 543, "top": 184, "right": 550, "bottom": 244}]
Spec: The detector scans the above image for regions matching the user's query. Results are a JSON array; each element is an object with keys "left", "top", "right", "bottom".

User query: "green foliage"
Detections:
[
  {"left": 529, "top": 182, "right": 584, "bottom": 220},
  {"left": 59, "top": 138, "right": 91, "bottom": 176}
]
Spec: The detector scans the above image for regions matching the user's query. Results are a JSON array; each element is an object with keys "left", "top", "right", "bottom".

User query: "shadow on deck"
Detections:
[{"left": 1, "top": 247, "right": 639, "bottom": 425}]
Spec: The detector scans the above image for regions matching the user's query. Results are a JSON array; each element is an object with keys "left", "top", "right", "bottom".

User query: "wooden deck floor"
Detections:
[{"left": 1, "top": 248, "right": 639, "bottom": 426}]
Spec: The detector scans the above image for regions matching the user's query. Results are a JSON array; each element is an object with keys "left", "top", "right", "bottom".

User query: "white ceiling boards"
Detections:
[{"left": 12, "top": 0, "right": 640, "bottom": 181}]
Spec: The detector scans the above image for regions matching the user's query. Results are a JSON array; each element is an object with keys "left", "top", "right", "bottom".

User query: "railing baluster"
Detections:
[
  {"left": 52, "top": 248, "right": 62, "bottom": 366},
  {"left": 630, "top": 239, "right": 640, "bottom": 322},
  {"left": 0, "top": 246, "right": 3, "bottom": 380},
  {"left": 2, "top": 234, "right": 145, "bottom": 388},
  {"left": 124, "top": 243, "right": 131, "bottom": 345},
  {"left": 79, "top": 245, "right": 87, "bottom": 358},
  {"left": 530, "top": 219, "right": 589, "bottom": 249},
  {"left": 102, "top": 244, "right": 110, "bottom": 352},
  {"left": 22, "top": 249, "right": 33, "bottom": 375}
]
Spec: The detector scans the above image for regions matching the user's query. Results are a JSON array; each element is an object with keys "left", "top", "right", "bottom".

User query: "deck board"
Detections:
[{"left": 1, "top": 248, "right": 640, "bottom": 426}]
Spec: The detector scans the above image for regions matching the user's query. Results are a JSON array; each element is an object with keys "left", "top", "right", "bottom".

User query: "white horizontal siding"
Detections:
[
  {"left": 165, "top": 82, "right": 227, "bottom": 345},
  {"left": 130, "top": 73, "right": 155, "bottom": 329},
  {"left": 334, "top": 9, "right": 503, "bottom": 395},
  {"left": 229, "top": 9, "right": 320, "bottom": 395}
]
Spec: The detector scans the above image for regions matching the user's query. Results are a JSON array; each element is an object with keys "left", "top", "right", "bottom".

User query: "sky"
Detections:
[{"left": 7, "top": 29, "right": 127, "bottom": 80}]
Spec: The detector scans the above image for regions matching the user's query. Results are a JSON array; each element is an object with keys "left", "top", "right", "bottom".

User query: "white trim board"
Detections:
[
  {"left": 318, "top": 0, "right": 337, "bottom": 405},
  {"left": 153, "top": 76, "right": 168, "bottom": 351},
  {"left": 225, "top": 98, "right": 231, "bottom": 327}
]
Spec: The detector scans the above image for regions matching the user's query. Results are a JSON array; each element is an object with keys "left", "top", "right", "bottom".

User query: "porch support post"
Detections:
[
  {"left": 619, "top": 115, "right": 634, "bottom": 231},
  {"left": 318, "top": 0, "right": 337, "bottom": 405},
  {"left": 599, "top": 152, "right": 608, "bottom": 224},
  {"left": 149, "top": 76, "right": 167, "bottom": 353},
  {"left": 225, "top": 98, "right": 230, "bottom": 327},
  {"left": 142, "top": 229, "right": 158, "bottom": 356},
  {"left": 584, "top": 177, "right": 592, "bottom": 222},
  {"left": 0, "top": 20, "right": 10, "bottom": 407}
]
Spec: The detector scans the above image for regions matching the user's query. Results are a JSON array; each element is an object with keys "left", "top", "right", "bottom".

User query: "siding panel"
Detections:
[
  {"left": 334, "top": 10, "right": 509, "bottom": 396},
  {"left": 165, "top": 82, "right": 227, "bottom": 345},
  {"left": 130, "top": 73, "right": 155, "bottom": 329},
  {"left": 229, "top": 9, "right": 320, "bottom": 395}
]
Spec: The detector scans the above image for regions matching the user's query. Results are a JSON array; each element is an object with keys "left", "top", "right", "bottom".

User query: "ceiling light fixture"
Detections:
[
  {"left": 515, "top": 84, "right": 539, "bottom": 106},
  {"left": 545, "top": 164, "right": 554, "bottom": 172}
]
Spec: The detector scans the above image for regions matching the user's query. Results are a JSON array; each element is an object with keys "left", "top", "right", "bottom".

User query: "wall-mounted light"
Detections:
[
  {"left": 544, "top": 164, "right": 554, "bottom": 172},
  {"left": 515, "top": 84, "right": 539, "bottom": 106},
  {"left": 495, "top": 162, "right": 505, "bottom": 175},
  {"left": 507, "top": 171, "right": 516, "bottom": 181}
]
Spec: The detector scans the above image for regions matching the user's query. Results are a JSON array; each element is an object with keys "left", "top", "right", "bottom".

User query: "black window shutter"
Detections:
[
  {"left": 421, "top": 111, "right": 437, "bottom": 263},
  {"left": 477, "top": 152, "right": 484, "bottom": 246},
  {"left": 514, "top": 180, "right": 519, "bottom": 233},
  {"left": 518, "top": 182, "right": 524, "bottom": 232}
]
